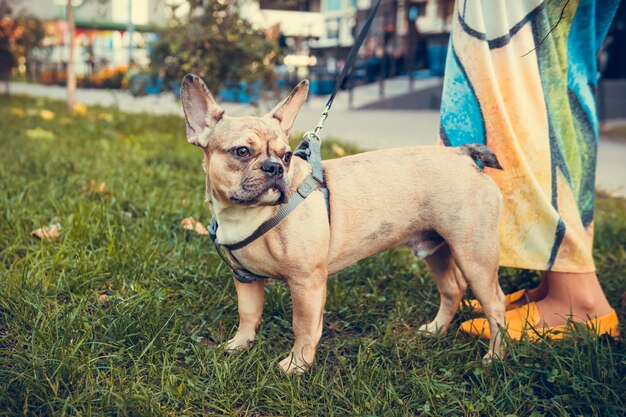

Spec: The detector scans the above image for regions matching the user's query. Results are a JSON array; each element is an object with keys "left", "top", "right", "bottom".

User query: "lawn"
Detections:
[{"left": 0, "top": 95, "right": 624, "bottom": 416}]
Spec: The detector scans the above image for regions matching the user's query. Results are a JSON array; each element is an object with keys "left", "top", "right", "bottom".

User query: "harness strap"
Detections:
[
  {"left": 208, "top": 174, "right": 328, "bottom": 283},
  {"left": 220, "top": 174, "right": 325, "bottom": 251},
  {"left": 208, "top": 223, "right": 263, "bottom": 284},
  {"left": 295, "top": 132, "right": 325, "bottom": 184}
]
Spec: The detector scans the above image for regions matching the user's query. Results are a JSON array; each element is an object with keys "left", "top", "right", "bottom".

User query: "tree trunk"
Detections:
[{"left": 66, "top": 0, "right": 76, "bottom": 111}]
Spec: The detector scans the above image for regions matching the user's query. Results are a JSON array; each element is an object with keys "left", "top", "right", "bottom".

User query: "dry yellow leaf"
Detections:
[
  {"left": 82, "top": 179, "right": 108, "bottom": 195},
  {"left": 97, "top": 112, "right": 114, "bottom": 122},
  {"left": 180, "top": 217, "right": 209, "bottom": 235},
  {"left": 331, "top": 143, "right": 346, "bottom": 157},
  {"left": 73, "top": 103, "right": 88, "bottom": 116},
  {"left": 97, "top": 293, "right": 110, "bottom": 308},
  {"left": 40, "top": 109, "right": 56, "bottom": 120},
  {"left": 9, "top": 107, "right": 25, "bottom": 117},
  {"left": 31, "top": 224, "right": 60, "bottom": 241}
]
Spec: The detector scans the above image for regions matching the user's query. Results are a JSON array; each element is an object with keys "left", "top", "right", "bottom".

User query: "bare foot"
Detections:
[
  {"left": 534, "top": 271, "right": 613, "bottom": 327},
  {"left": 508, "top": 278, "right": 548, "bottom": 310}
]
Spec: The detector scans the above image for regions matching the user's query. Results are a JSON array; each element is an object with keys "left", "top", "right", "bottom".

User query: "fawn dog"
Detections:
[{"left": 180, "top": 74, "right": 505, "bottom": 373}]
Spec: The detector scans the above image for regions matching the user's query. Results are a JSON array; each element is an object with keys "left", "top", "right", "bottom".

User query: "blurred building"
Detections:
[
  {"left": 240, "top": 0, "right": 324, "bottom": 87},
  {"left": 307, "top": 0, "right": 454, "bottom": 81},
  {"left": 15, "top": 0, "right": 165, "bottom": 75},
  {"left": 242, "top": 0, "right": 453, "bottom": 92}
]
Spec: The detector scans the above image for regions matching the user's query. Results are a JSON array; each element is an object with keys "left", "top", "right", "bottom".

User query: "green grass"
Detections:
[{"left": 0, "top": 95, "right": 625, "bottom": 416}]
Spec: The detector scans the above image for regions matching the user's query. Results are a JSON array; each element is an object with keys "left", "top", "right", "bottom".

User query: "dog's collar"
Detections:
[{"left": 208, "top": 174, "right": 329, "bottom": 284}]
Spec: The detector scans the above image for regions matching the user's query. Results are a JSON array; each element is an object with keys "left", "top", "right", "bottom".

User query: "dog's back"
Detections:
[{"left": 323, "top": 145, "right": 503, "bottom": 272}]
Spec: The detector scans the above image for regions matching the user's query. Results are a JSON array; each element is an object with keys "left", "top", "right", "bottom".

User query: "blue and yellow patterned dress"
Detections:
[{"left": 440, "top": 0, "right": 619, "bottom": 272}]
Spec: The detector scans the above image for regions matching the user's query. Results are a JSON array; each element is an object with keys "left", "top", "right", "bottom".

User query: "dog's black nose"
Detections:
[{"left": 261, "top": 160, "right": 284, "bottom": 178}]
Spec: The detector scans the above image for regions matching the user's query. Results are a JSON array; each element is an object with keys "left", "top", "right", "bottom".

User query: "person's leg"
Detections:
[
  {"left": 535, "top": 272, "right": 613, "bottom": 327},
  {"left": 508, "top": 277, "right": 549, "bottom": 309}
]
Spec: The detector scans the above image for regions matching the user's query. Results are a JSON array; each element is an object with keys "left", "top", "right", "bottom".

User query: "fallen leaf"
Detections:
[
  {"left": 31, "top": 224, "right": 60, "bottom": 241},
  {"left": 331, "top": 143, "right": 346, "bottom": 157},
  {"left": 97, "top": 293, "right": 110, "bottom": 308},
  {"left": 73, "top": 103, "right": 88, "bottom": 116},
  {"left": 97, "top": 112, "right": 114, "bottom": 122},
  {"left": 39, "top": 109, "right": 55, "bottom": 120},
  {"left": 9, "top": 107, "right": 24, "bottom": 117},
  {"left": 26, "top": 128, "right": 55, "bottom": 140},
  {"left": 82, "top": 179, "right": 109, "bottom": 196},
  {"left": 180, "top": 217, "right": 196, "bottom": 230},
  {"left": 180, "top": 217, "right": 209, "bottom": 235}
]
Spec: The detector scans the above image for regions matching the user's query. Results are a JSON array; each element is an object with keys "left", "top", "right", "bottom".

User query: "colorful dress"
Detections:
[{"left": 440, "top": 0, "right": 619, "bottom": 272}]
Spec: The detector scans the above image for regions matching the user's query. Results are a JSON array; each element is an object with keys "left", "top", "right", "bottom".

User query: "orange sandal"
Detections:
[
  {"left": 459, "top": 303, "right": 620, "bottom": 341},
  {"left": 462, "top": 289, "right": 530, "bottom": 313}
]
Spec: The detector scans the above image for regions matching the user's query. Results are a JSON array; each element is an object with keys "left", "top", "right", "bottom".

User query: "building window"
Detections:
[
  {"left": 112, "top": 0, "right": 149, "bottom": 25},
  {"left": 327, "top": 18, "right": 340, "bottom": 38},
  {"left": 324, "top": 0, "right": 343, "bottom": 12}
]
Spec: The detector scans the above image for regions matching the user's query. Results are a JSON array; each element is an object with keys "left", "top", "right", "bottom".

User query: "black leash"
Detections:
[
  {"left": 309, "top": 0, "right": 383, "bottom": 138},
  {"left": 208, "top": 0, "right": 382, "bottom": 283}
]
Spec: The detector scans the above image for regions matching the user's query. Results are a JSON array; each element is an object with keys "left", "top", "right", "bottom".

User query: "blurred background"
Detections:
[
  {"left": 2, "top": 0, "right": 626, "bottom": 181},
  {"left": 1, "top": 0, "right": 621, "bottom": 111}
]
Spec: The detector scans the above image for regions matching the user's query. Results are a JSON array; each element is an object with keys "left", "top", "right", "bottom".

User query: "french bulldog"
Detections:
[{"left": 180, "top": 74, "right": 506, "bottom": 373}]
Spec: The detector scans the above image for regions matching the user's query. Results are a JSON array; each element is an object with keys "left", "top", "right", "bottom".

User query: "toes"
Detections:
[
  {"left": 418, "top": 322, "right": 442, "bottom": 335},
  {"left": 279, "top": 354, "right": 309, "bottom": 374},
  {"left": 224, "top": 337, "right": 254, "bottom": 352}
]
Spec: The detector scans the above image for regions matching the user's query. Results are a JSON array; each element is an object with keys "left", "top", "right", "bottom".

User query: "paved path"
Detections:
[{"left": 9, "top": 81, "right": 626, "bottom": 197}]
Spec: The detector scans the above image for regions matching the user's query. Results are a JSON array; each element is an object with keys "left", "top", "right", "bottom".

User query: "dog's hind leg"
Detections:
[
  {"left": 225, "top": 277, "right": 265, "bottom": 351},
  {"left": 451, "top": 244, "right": 505, "bottom": 359},
  {"left": 418, "top": 244, "right": 467, "bottom": 335}
]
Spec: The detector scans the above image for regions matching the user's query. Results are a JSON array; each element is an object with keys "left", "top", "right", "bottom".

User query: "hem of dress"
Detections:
[{"left": 498, "top": 261, "right": 596, "bottom": 274}]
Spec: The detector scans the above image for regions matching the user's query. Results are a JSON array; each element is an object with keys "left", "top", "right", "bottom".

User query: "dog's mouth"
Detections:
[{"left": 229, "top": 184, "right": 286, "bottom": 206}]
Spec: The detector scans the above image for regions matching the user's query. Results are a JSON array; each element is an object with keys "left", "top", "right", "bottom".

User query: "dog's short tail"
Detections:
[{"left": 458, "top": 144, "right": 503, "bottom": 170}]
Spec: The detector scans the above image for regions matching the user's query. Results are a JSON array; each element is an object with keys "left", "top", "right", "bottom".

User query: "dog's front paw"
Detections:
[
  {"left": 223, "top": 335, "right": 255, "bottom": 352},
  {"left": 417, "top": 322, "right": 445, "bottom": 335},
  {"left": 279, "top": 353, "right": 310, "bottom": 374}
]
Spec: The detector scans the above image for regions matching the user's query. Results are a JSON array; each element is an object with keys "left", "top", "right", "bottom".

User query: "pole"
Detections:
[
  {"left": 127, "top": 0, "right": 134, "bottom": 63},
  {"left": 407, "top": 0, "right": 418, "bottom": 91},
  {"left": 66, "top": 0, "right": 76, "bottom": 111}
]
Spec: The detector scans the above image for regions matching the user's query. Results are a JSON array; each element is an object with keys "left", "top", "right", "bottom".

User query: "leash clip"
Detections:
[
  {"left": 295, "top": 130, "right": 320, "bottom": 160},
  {"left": 313, "top": 106, "right": 330, "bottom": 136}
]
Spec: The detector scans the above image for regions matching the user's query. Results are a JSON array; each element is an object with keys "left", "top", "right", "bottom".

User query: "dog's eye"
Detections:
[
  {"left": 233, "top": 147, "right": 250, "bottom": 158},
  {"left": 283, "top": 151, "right": 292, "bottom": 164}
]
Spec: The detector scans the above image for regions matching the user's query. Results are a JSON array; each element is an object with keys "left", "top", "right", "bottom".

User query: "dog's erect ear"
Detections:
[
  {"left": 269, "top": 80, "right": 309, "bottom": 136},
  {"left": 180, "top": 74, "right": 224, "bottom": 148}
]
